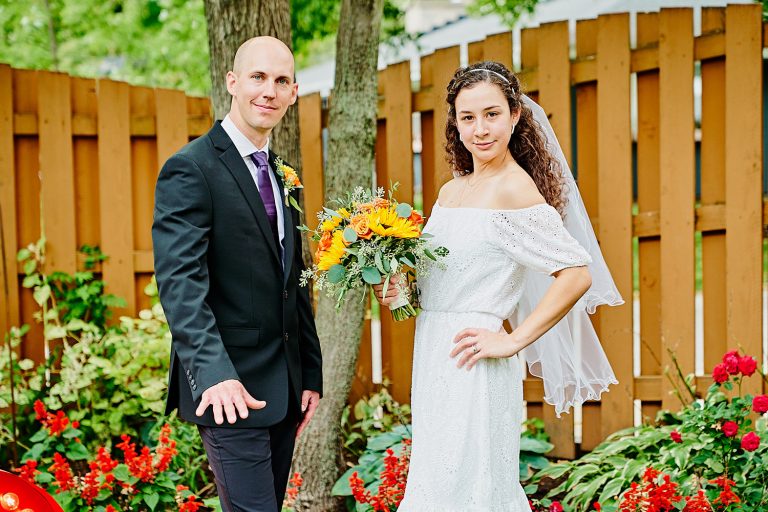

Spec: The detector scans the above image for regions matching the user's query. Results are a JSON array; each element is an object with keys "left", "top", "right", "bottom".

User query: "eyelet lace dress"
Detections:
[{"left": 397, "top": 202, "right": 592, "bottom": 512}]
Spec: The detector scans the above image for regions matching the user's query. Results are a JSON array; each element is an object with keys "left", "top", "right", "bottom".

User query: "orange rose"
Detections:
[
  {"left": 350, "top": 214, "right": 373, "bottom": 239},
  {"left": 373, "top": 198, "right": 390, "bottom": 209},
  {"left": 318, "top": 231, "right": 333, "bottom": 252},
  {"left": 408, "top": 211, "right": 424, "bottom": 225},
  {"left": 356, "top": 202, "right": 374, "bottom": 213}
]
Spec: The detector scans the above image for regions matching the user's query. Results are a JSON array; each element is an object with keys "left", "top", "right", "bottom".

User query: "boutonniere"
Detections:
[{"left": 274, "top": 157, "right": 303, "bottom": 213}]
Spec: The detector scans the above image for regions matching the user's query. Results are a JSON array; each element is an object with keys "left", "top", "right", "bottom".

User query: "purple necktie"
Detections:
[{"left": 250, "top": 151, "right": 279, "bottom": 238}]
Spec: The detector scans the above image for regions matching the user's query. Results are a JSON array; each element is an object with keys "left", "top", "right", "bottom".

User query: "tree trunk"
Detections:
[
  {"left": 203, "top": 0, "right": 301, "bottom": 167},
  {"left": 203, "top": 0, "right": 310, "bottom": 267},
  {"left": 292, "top": 1, "right": 383, "bottom": 511}
]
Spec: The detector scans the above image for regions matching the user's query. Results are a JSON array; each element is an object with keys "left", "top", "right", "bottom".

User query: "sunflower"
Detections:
[
  {"left": 320, "top": 215, "right": 343, "bottom": 232},
  {"left": 367, "top": 207, "right": 421, "bottom": 239},
  {"left": 317, "top": 230, "right": 348, "bottom": 271}
]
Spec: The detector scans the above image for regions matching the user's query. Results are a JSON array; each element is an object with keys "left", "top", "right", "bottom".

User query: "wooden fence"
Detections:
[{"left": 1, "top": 4, "right": 765, "bottom": 457}]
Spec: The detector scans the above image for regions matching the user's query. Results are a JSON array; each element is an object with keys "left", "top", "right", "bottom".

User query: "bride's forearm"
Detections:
[{"left": 506, "top": 266, "right": 592, "bottom": 352}]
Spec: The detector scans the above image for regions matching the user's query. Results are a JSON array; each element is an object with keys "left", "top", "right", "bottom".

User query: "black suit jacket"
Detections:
[{"left": 152, "top": 121, "right": 323, "bottom": 428}]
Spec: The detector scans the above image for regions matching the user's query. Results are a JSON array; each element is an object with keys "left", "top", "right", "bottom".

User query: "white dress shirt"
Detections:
[{"left": 221, "top": 115, "right": 285, "bottom": 266}]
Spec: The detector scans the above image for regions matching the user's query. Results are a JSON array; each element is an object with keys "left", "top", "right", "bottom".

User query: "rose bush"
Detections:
[{"left": 531, "top": 349, "right": 767, "bottom": 511}]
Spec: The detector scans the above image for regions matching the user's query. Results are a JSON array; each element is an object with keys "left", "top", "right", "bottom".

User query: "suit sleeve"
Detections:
[
  {"left": 292, "top": 196, "right": 324, "bottom": 396},
  {"left": 152, "top": 154, "right": 239, "bottom": 402}
]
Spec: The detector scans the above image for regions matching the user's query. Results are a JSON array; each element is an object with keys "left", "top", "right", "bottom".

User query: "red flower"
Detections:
[
  {"left": 753, "top": 394, "right": 768, "bottom": 414},
  {"left": 738, "top": 356, "right": 757, "bottom": 376},
  {"left": 722, "top": 421, "right": 739, "bottom": 438},
  {"left": 618, "top": 468, "right": 682, "bottom": 511},
  {"left": 741, "top": 431, "right": 760, "bottom": 452},
  {"left": 683, "top": 490, "right": 711, "bottom": 511},
  {"left": 712, "top": 363, "right": 729, "bottom": 384},
  {"left": 349, "top": 440, "right": 411, "bottom": 511},
  {"left": 593, "top": 504, "right": 602, "bottom": 511},
  {"left": 33, "top": 399, "right": 47, "bottom": 421},
  {"left": 179, "top": 494, "right": 203, "bottom": 512},
  {"left": 105, "top": 506, "right": 118, "bottom": 512},
  {"left": 550, "top": 502, "right": 564, "bottom": 512},
  {"left": 13, "top": 460, "right": 40, "bottom": 484},
  {"left": 49, "top": 453, "right": 75, "bottom": 492},
  {"left": 670, "top": 430, "right": 682, "bottom": 443},
  {"left": 722, "top": 352, "right": 740, "bottom": 374}
]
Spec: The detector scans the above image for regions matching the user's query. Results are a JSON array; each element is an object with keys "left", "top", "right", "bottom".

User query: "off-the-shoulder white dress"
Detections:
[{"left": 397, "top": 202, "right": 592, "bottom": 512}]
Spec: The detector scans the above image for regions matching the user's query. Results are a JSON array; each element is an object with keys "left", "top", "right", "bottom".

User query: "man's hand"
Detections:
[
  {"left": 195, "top": 379, "right": 266, "bottom": 425},
  {"left": 371, "top": 273, "right": 402, "bottom": 306},
  {"left": 296, "top": 390, "right": 320, "bottom": 438}
]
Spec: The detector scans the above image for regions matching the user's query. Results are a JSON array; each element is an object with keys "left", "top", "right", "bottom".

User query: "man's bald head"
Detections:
[
  {"left": 232, "top": 36, "right": 294, "bottom": 76},
  {"left": 225, "top": 36, "right": 298, "bottom": 147}
]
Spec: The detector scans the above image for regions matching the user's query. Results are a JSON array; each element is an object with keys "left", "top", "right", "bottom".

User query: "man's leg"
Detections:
[
  {"left": 198, "top": 425, "right": 277, "bottom": 512},
  {"left": 269, "top": 396, "right": 300, "bottom": 507}
]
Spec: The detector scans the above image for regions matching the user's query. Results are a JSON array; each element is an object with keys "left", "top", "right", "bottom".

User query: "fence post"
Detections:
[
  {"left": 596, "top": 13, "right": 634, "bottom": 438},
  {"left": 97, "top": 79, "right": 135, "bottom": 315},
  {"left": 725, "top": 4, "right": 764, "bottom": 395}
]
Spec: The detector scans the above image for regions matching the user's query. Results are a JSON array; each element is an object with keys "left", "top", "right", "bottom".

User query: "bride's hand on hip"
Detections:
[{"left": 450, "top": 327, "right": 521, "bottom": 370}]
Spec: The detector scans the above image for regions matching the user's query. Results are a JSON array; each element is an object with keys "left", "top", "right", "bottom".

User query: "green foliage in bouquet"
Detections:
[{"left": 300, "top": 184, "right": 448, "bottom": 320}]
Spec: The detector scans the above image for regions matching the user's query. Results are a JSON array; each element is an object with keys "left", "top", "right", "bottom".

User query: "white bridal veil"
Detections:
[{"left": 510, "top": 95, "right": 624, "bottom": 416}]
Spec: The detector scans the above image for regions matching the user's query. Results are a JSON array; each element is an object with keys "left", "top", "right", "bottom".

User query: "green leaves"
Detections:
[
  {"left": 328, "top": 264, "right": 346, "bottom": 283},
  {"left": 395, "top": 203, "right": 412, "bottom": 218},
  {"left": 361, "top": 266, "right": 382, "bottom": 285},
  {"left": 343, "top": 227, "right": 358, "bottom": 243}
]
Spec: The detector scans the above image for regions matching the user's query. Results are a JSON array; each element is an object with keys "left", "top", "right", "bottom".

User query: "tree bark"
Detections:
[
  {"left": 203, "top": 0, "right": 310, "bottom": 268},
  {"left": 203, "top": 0, "right": 301, "bottom": 167},
  {"left": 292, "top": 1, "right": 383, "bottom": 510}
]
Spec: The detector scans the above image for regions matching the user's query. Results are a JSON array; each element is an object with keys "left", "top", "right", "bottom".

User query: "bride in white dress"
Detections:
[{"left": 374, "top": 61, "right": 622, "bottom": 511}]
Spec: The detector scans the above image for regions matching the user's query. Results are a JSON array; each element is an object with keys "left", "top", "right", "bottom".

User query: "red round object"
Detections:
[{"left": 0, "top": 470, "right": 63, "bottom": 512}]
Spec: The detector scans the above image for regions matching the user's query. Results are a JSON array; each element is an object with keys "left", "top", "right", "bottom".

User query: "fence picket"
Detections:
[
  {"left": 700, "top": 8, "right": 727, "bottom": 375},
  {"left": 596, "top": 13, "right": 634, "bottom": 437},
  {"left": 636, "top": 13, "right": 663, "bottom": 423},
  {"left": 98, "top": 79, "right": 135, "bottom": 314},
  {"left": 725, "top": 4, "right": 764, "bottom": 395}
]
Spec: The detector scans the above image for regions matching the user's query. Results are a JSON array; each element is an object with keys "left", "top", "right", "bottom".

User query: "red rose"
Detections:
[
  {"left": 670, "top": 430, "right": 682, "bottom": 443},
  {"left": 550, "top": 502, "right": 564, "bottom": 512},
  {"left": 741, "top": 432, "right": 760, "bottom": 452},
  {"left": 738, "top": 356, "right": 757, "bottom": 376},
  {"left": 723, "top": 353, "right": 740, "bottom": 374},
  {"left": 722, "top": 421, "right": 739, "bottom": 438},
  {"left": 753, "top": 395, "right": 768, "bottom": 414},
  {"left": 712, "top": 363, "right": 729, "bottom": 384}
]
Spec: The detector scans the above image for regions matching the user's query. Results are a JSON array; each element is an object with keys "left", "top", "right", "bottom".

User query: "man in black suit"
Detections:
[{"left": 152, "top": 36, "right": 322, "bottom": 512}]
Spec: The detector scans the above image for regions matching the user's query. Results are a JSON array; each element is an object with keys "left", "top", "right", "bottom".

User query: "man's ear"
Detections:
[
  {"left": 226, "top": 71, "right": 237, "bottom": 96},
  {"left": 289, "top": 83, "right": 298, "bottom": 106}
]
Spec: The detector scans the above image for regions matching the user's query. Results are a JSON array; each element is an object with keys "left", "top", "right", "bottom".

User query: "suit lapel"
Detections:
[
  {"left": 270, "top": 151, "right": 295, "bottom": 284},
  {"left": 211, "top": 123, "right": 281, "bottom": 266}
]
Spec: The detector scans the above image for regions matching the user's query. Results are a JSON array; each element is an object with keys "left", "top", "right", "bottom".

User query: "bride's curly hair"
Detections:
[{"left": 445, "top": 61, "right": 566, "bottom": 214}]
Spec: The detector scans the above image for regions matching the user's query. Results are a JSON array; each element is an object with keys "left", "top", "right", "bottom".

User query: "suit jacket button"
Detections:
[
  {"left": 283, "top": 290, "right": 288, "bottom": 300},
  {"left": 284, "top": 332, "right": 289, "bottom": 342}
]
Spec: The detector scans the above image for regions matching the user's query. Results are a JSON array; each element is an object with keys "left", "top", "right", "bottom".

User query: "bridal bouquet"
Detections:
[{"left": 300, "top": 185, "right": 447, "bottom": 321}]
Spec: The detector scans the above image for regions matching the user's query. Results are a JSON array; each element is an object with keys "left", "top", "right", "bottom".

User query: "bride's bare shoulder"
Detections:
[
  {"left": 437, "top": 176, "right": 465, "bottom": 205},
  {"left": 493, "top": 169, "right": 546, "bottom": 210}
]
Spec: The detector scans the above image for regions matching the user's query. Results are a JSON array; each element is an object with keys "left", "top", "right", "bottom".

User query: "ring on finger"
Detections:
[{"left": 472, "top": 344, "right": 479, "bottom": 354}]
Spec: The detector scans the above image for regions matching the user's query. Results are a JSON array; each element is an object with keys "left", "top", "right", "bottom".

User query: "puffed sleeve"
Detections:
[{"left": 492, "top": 204, "right": 592, "bottom": 275}]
